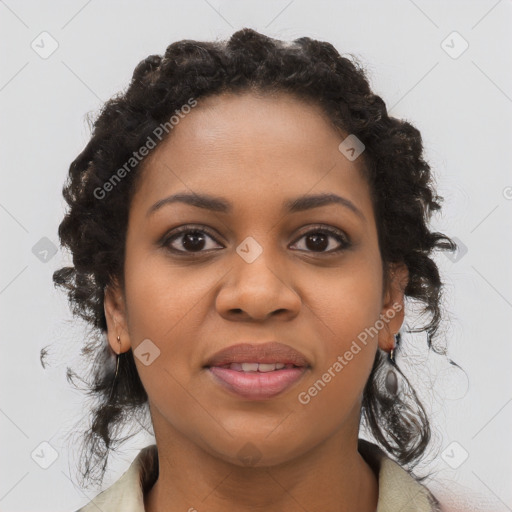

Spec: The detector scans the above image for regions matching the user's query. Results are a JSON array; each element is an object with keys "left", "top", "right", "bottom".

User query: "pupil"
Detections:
[
  {"left": 306, "top": 233, "right": 328, "bottom": 251},
  {"left": 183, "top": 231, "right": 205, "bottom": 251}
]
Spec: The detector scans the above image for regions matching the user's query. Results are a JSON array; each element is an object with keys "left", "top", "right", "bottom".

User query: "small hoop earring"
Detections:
[
  {"left": 108, "top": 335, "right": 121, "bottom": 401},
  {"left": 387, "top": 332, "right": 401, "bottom": 366},
  {"left": 385, "top": 333, "right": 400, "bottom": 395}
]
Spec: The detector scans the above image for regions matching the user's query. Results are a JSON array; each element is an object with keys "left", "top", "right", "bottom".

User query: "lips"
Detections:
[
  {"left": 204, "top": 342, "right": 310, "bottom": 400},
  {"left": 204, "top": 341, "right": 310, "bottom": 368}
]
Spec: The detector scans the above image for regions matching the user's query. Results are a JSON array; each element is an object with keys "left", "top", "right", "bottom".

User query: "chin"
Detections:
[{"left": 204, "top": 432, "right": 312, "bottom": 469}]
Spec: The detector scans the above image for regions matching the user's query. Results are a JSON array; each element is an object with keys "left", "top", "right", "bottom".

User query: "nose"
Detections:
[{"left": 216, "top": 248, "right": 301, "bottom": 322}]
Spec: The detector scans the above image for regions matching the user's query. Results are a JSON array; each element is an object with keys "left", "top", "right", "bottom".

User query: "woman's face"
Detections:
[{"left": 105, "top": 91, "right": 407, "bottom": 466}]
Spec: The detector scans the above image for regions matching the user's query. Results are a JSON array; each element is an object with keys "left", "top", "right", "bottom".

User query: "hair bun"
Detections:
[{"left": 132, "top": 54, "right": 162, "bottom": 82}]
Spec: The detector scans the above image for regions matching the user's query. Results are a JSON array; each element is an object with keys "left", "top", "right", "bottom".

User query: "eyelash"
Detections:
[{"left": 160, "top": 224, "right": 351, "bottom": 256}]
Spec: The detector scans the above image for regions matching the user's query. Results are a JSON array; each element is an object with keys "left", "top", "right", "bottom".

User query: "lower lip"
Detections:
[{"left": 207, "top": 366, "right": 308, "bottom": 400}]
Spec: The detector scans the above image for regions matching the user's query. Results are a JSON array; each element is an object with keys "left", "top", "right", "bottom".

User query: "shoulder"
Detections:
[
  {"left": 358, "top": 438, "right": 442, "bottom": 512},
  {"left": 73, "top": 444, "right": 158, "bottom": 512}
]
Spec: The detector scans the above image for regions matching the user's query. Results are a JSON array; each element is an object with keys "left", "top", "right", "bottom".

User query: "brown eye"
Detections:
[
  {"left": 291, "top": 227, "right": 351, "bottom": 254},
  {"left": 161, "top": 224, "right": 351, "bottom": 256},
  {"left": 163, "top": 226, "right": 223, "bottom": 254}
]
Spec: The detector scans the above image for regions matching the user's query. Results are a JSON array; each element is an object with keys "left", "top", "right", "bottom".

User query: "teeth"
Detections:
[
  {"left": 257, "top": 363, "right": 277, "bottom": 372},
  {"left": 226, "top": 362, "right": 292, "bottom": 372},
  {"left": 241, "top": 363, "right": 259, "bottom": 372}
]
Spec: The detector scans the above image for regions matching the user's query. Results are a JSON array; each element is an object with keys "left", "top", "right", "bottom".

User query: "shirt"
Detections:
[{"left": 74, "top": 439, "right": 442, "bottom": 512}]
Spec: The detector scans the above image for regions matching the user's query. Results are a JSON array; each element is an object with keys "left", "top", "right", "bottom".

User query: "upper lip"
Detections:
[{"left": 205, "top": 341, "right": 310, "bottom": 368}]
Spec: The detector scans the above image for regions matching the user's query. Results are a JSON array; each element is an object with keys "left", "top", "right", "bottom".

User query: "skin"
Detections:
[{"left": 104, "top": 91, "right": 409, "bottom": 512}]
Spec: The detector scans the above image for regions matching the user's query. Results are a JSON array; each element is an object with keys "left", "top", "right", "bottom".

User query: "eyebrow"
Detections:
[{"left": 147, "top": 192, "right": 365, "bottom": 221}]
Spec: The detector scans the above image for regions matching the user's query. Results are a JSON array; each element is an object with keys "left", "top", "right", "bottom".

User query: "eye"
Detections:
[
  {"left": 161, "top": 225, "right": 224, "bottom": 254},
  {"left": 161, "top": 224, "right": 351, "bottom": 256},
  {"left": 290, "top": 226, "right": 351, "bottom": 254}
]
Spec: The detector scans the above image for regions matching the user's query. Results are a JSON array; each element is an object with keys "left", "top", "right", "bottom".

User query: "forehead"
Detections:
[{"left": 132, "top": 91, "right": 373, "bottom": 219}]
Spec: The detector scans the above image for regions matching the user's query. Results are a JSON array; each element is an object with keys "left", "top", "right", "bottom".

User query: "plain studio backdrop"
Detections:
[{"left": 1, "top": 1, "right": 511, "bottom": 511}]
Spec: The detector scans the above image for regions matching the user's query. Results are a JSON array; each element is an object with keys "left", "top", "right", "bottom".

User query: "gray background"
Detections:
[{"left": 1, "top": 1, "right": 511, "bottom": 511}]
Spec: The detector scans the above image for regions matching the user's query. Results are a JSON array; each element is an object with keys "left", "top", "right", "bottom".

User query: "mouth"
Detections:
[
  {"left": 215, "top": 362, "right": 301, "bottom": 371},
  {"left": 204, "top": 342, "right": 311, "bottom": 400}
]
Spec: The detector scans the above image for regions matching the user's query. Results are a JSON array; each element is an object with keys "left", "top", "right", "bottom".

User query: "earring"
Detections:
[
  {"left": 385, "top": 333, "right": 399, "bottom": 395},
  {"left": 108, "top": 335, "right": 121, "bottom": 401}
]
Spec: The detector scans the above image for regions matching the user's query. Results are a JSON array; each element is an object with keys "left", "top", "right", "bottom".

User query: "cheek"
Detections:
[
  {"left": 294, "top": 304, "right": 379, "bottom": 430},
  {"left": 123, "top": 254, "right": 207, "bottom": 420},
  {"left": 122, "top": 246, "right": 204, "bottom": 369},
  {"left": 124, "top": 233, "right": 204, "bottom": 328},
  {"left": 297, "top": 256, "right": 382, "bottom": 401},
  {"left": 125, "top": 266, "right": 186, "bottom": 339},
  {"left": 306, "top": 253, "right": 383, "bottom": 345},
  {"left": 123, "top": 245, "right": 228, "bottom": 385}
]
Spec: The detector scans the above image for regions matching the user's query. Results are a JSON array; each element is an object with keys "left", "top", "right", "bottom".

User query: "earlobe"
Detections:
[
  {"left": 383, "top": 263, "right": 409, "bottom": 304},
  {"left": 378, "top": 263, "right": 409, "bottom": 352},
  {"left": 103, "top": 283, "right": 131, "bottom": 354}
]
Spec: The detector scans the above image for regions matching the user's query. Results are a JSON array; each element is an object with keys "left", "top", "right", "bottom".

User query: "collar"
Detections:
[
  {"left": 357, "top": 439, "right": 441, "bottom": 512},
  {"left": 75, "top": 440, "right": 440, "bottom": 512}
]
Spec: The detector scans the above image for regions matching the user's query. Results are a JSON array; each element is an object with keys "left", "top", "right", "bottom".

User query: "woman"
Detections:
[{"left": 53, "top": 28, "right": 456, "bottom": 511}]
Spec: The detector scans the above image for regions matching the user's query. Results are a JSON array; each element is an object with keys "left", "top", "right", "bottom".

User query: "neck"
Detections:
[{"left": 144, "top": 413, "right": 378, "bottom": 512}]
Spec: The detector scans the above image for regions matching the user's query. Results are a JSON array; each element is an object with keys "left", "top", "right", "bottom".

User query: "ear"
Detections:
[
  {"left": 377, "top": 262, "right": 409, "bottom": 352},
  {"left": 104, "top": 280, "right": 131, "bottom": 355}
]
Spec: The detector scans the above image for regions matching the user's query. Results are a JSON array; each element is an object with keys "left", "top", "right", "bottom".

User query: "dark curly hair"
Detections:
[{"left": 49, "top": 28, "right": 457, "bottom": 489}]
